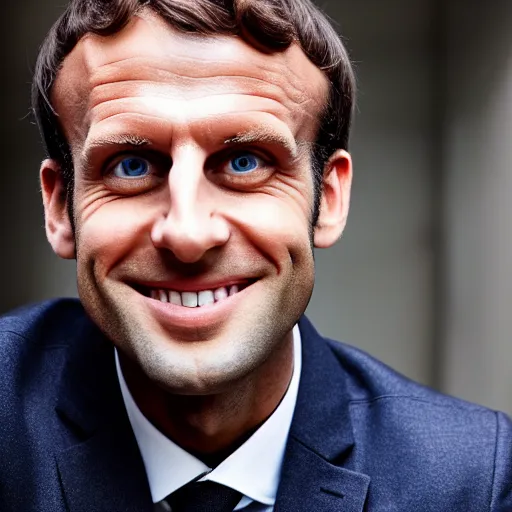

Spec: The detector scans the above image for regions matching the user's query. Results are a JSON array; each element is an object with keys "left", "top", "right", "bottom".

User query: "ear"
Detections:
[
  {"left": 40, "top": 159, "right": 76, "bottom": 259},
  {"left": 313, "top": 150, "right": 353, "bottom": 248}
]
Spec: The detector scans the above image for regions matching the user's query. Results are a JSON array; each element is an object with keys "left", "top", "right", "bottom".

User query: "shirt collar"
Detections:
[{"left": 116, "top": 325, "right": 302, "bottom": 507}]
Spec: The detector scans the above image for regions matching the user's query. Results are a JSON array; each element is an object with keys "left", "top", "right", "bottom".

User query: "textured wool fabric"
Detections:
[{"left": 166, "top": 481, "right": 242, "bottom": 512}]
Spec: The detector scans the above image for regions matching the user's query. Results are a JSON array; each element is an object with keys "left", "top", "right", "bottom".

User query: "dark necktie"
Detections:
[{"left": 165, "top": 481, "right": 243, "bottom": 512}]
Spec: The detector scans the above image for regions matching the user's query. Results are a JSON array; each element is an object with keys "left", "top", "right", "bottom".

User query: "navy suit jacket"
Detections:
[{"left": 0, "top": 298, "right": 511, "bottom": 511}]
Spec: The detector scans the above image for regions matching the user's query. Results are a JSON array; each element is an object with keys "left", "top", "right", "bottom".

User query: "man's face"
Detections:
[{"left": 43, "top": 11, "right": 350, "bottom": 394}]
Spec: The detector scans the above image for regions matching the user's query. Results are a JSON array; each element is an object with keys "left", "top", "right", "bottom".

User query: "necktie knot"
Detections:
[{"left": 165, "top": 480, "right": 242, "bottom": 512}]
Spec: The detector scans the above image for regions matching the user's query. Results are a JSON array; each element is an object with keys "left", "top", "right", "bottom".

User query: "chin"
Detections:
[{"left": 130, "top": 335, "right": 261, "bottom": 395}]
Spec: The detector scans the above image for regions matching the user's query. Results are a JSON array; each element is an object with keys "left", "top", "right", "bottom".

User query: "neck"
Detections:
[{"left": 119, "top": 332, "right": 294, "bottom": 458}]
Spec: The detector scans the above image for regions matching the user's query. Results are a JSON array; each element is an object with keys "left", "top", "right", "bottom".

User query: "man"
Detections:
[{"left": 0, "top": 0, "right": 510, "bottom": 510}]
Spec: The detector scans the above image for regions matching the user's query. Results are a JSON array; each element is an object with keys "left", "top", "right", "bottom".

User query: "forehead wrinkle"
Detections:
[
  {"left": 77, "top": 22, "right": 323, "bottom": 117},
  {"left": 87, "top": 77, "right": 293, "bottom": 116},
  {"left": 86, "top": 61, "right": 307, "bottom": 117},
  {"left": 88, "top": 95, "right": 293, "bottom": 137}
]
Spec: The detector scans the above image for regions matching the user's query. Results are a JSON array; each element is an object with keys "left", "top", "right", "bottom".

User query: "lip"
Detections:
[{"left": 135, "top": 279, "right": 257, "bottom": 332}]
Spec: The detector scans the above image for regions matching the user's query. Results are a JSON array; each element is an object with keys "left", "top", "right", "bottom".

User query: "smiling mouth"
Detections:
[{"left": 136, "top": 281, "right": 253, "bottom": 308}]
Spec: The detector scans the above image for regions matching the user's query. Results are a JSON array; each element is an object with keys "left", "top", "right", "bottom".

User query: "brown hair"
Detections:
[{"left": 32, "top": 0, "right": 355, "bottom": 224}]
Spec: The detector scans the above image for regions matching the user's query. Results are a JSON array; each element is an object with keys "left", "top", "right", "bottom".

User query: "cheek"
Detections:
[
  {"left": 75, "top": 196, "right": 156, "bottom": 272},
  {"left": 227, "top": 192, "right": 314, "bottom": 268}
]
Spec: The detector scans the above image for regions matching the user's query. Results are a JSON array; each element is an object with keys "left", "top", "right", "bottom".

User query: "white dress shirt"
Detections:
[{"left": 116, "top": 325, "right": 302, "bottom": 511}]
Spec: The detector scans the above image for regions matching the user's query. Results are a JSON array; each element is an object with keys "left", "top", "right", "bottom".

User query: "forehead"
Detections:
[{"left": 53, "top": 10, "right": 328, "bottom": 152}]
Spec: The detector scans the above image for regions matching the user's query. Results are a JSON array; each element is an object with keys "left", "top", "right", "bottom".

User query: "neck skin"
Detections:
[{"left": 119, "top": 333, "right": 294, "bottom": 461}]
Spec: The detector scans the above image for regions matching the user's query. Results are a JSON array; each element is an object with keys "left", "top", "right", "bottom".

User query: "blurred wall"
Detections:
[
  {"left": 1, "top": 1, "right": 511, "bottom": 413},
  {"left": 442, "top": 0, "right": 512, "bottom": 412},
  {"left": 0, "top": 0, "right": 78, "bottom": 316}
]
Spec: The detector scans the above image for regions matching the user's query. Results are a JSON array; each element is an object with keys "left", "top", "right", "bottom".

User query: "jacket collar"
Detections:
[{"left": 274, "top": 316, "right": 370, "bottom": 512}]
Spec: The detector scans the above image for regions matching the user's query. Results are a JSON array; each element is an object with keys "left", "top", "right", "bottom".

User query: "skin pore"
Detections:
[{"left": 41, "top": 9, "right": 352, "bottom": 458}]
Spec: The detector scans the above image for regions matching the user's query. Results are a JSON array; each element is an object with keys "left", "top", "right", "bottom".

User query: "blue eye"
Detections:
[
  {"left": 113, "top": 157, "right": 149, "bottom": 178},
  {"left": 228, "top": 153, "right": 260, "bottom": 174}
]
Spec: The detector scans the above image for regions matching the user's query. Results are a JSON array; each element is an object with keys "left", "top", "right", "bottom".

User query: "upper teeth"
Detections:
[{"left": 150, "top": 285, "right": 239, "bottom": 308}]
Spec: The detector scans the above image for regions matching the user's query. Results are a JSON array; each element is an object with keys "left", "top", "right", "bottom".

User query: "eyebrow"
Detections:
[
  {"left": 223, "top": 129, "right": 300, "bottom": 159},
  {"left": 79, "top": 129, "right": 307, "bottom": 169},
  {"left": 83, "top": 134, "right": 151, "bottom": 153}
]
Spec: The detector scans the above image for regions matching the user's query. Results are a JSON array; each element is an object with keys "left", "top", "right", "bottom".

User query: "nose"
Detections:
[{"left": 150, "top": 151, "right": 230, "bottom": 263}]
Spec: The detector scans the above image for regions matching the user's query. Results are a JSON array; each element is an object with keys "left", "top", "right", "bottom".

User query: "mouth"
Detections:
[
  {"left": 128, "top": 278, "right": 259, "bottom": 332},
  {"left": 134, "top": 281, "right": 254, "bottom": 308}
]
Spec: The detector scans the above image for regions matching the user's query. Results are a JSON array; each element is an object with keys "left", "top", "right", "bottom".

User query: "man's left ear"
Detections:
[{"left": 313, "top": 149, "right": 353, "bottom": 248}]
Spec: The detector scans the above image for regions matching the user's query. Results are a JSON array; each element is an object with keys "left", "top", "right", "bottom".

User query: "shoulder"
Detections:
[
  {"left": 0, "top": 297, "right": 109, "bottom": 443},
  {"left": 310, "top": 325, "right": 512, "bottom": 509},
  {"left": 0, "top": 298, "right": 84, "bottom": 336},
  {"left": 300, "top": 316, "right": 487, "bottom": 411},
  {"left": 323, "top": 332, "right": 503, "bottom": 430},
  {"left": 0, "top": 298, "right": 89, "bottom": 403},
  {"left": 0, "top": 298, "right": 88, "bottom": 357},
  {"left": 298, "top": 316, "right": 509, "bottom": 448}
]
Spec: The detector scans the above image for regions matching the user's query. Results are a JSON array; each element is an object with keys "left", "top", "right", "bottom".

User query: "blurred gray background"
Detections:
[{"left": 1, "top": 1, "right": 511, "bottom": 414}]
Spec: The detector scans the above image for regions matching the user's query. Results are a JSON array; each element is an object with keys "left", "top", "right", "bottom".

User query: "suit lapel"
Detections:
[
  {"left": 275, "top": 438, "right": 370, "bottom": 512},
  {"left": 54, "top": 314, "right": 152, "bottom": 512},
  {"left": 56, "top": 425, "right": 153, "bottom": 512},
  {"left": 275, "top": 317, "right": 370, "bottom": 511}
]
